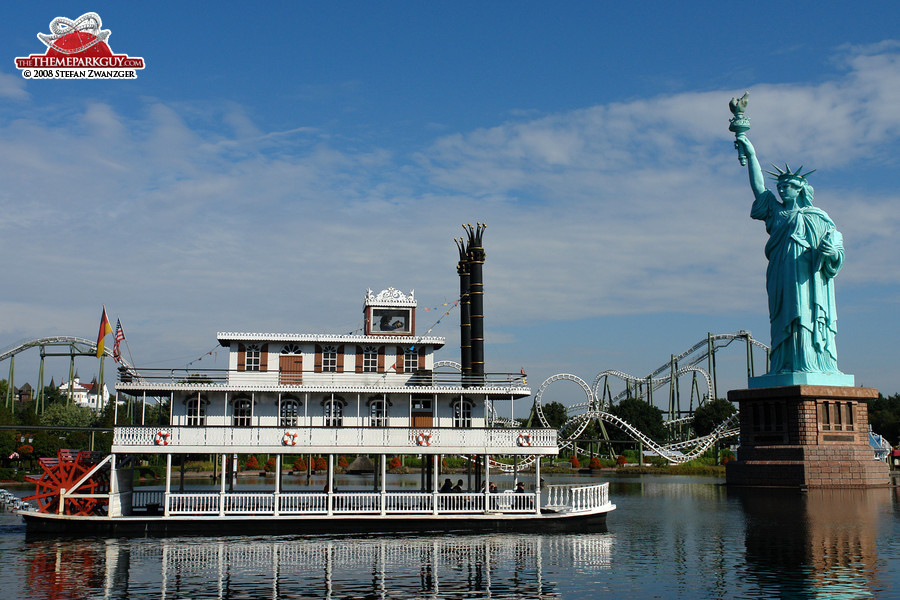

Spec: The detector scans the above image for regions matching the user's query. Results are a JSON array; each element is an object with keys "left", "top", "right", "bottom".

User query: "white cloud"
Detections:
[
  {"left": 0, "top": 70, "right": 28, "bottom": 100},
  {"left": 0, "top": 42, "right": 898, "bottom": 393}
]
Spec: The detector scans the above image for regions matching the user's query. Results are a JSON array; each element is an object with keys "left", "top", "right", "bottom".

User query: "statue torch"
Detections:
[{"left": 728, "top": 92, "right": 750, "bottom": 165}]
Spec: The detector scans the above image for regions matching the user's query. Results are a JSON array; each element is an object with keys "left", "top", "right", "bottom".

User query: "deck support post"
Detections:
[
  {"left": 274, "top": 455, "right": 281, "bottom": 516},
  {"left": 327, "top": 454, "right": 334, "bottom": 515},
  {"left": 534, "top": 456, "right": 541, "bottom": 515},
  {"left": 218, "top": 454, "right": 226, "bottom": 516},
  {"left": 483, "top": 454, "right": 491, "bottom": 512},
  {"left": 164, "top": 454, "right": 172, "bottom": 516},
  {"left": 432, "top": 454, "right": 439, "bottom": 515},
  {"left": 380, "top": 454, "right": 386, "bottom": 516}
]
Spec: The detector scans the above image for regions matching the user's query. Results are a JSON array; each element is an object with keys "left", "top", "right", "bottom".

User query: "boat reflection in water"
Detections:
[{"left": 24, "top": 532, "right": 613, "bottom": 600}]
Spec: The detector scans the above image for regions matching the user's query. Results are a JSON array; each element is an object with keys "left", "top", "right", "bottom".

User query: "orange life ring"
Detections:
[
  {"left": 154, "top": 431, "right": 171, "bottom": 446},
  {"left": 517, "top": 433, "right": 532, "bottom": 447},
  {"left": 282, "top": 431, "right": 298, "bottom": 446},
  {"left": 415, "top": 432, "right": 432, "bottom": 446}
]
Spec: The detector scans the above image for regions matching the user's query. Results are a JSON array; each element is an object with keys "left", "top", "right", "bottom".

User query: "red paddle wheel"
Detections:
[{"left": 24, "top": 449, "right": 110, "bottom": 516}]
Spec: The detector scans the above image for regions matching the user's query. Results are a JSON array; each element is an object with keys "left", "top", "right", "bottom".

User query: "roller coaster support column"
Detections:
[
  {"left": 5, "top": 355, "right": 12, "bottom": 409},
  {"left": 707, "top": 333, "right": 718, "bottom": 400},
  {"left": 36, "top": 348, "right": 45, "bottom": 412},
  {"left": 745, "top": 334, "right": 754, "bottom": 378},
  {"left": 668, "top": 355, "right": 679, "bottom": 422},
  {"left": 67, "top": 354, "right": 76, "bottom": 405}
]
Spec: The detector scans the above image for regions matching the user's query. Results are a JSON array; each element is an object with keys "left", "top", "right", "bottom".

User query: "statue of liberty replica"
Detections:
[
  {"left": 730, "top": 93, "right": 851, "bottom": 386},
  {"left": 724, "top": 93, "right": 887, "bottom": 488}
]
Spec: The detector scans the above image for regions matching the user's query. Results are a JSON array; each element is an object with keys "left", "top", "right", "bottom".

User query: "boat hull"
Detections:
[{"left": 19, "top": 507, "right": 613, "bottom": 537}]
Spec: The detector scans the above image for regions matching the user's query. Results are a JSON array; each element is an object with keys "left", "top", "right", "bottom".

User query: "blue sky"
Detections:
[{"left": 1, "top": 2, "right": 898, "bottom": 411}]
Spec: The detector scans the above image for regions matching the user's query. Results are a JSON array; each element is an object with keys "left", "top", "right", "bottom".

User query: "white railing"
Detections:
[
  {"left": 223, "top": 493, "right": 275, "bottom": 513},
  {"left": 117, "top": 367, "right": 526, "bottom": 389},
  {"left": 384, "top": 492, "right": 433, "bottom": 514},
  {"left": 113, "top": 425, "right": 557, "bottom": 451},
  {"left": 279, "top": 493, "right": 327, "bottom": 514},
  {"left": 153, "top": 491, "right": 553, "bottom": 517},
  {"left": 437, "top": 493, "right": 486, "bottom": 513},
  {"left": 487, "top": 491, "right": 535, "bottom": 513},
  {"left": 168, "top": 493, "right": 220, "bottom": 515},
  {"left": 545, "top": 483, "right": 610, "bottom": 513},
  {"left": 332, "top": 492, "right": 380, "bottom": 514},
  {"left": 132, "top": 490, "right": 164, "bottom": 509}
]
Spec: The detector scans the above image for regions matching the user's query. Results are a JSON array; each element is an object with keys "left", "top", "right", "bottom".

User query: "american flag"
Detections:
[{"left": 113, "top": 319, "right": 125, "bottom": 363}]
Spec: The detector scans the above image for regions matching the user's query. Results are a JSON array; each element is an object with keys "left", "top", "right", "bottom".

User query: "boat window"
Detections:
[
  {"left": 186, "top": 396, "right": 206, "bottom": 427},
  {"left": 404, "top": 347, "right": 418, "bottom": 372},
  {"left": 322, "top": 345, "right": 338, "bottom": 373},
  {"left": 412, "top": 398, "right": 432, "bottom": 411},
  {"left": 245, "top": 344, "right": 261, "bottom": 372},
  {"left": 369, "top": 398, "right": 387, "bottom": 427},
  {"left": 280, "top": 397, "right": 301, "bottom": 426},
  {"left": 363, "top": 346, "right": 378, "bottom": 373},
  {"left": 324, "top": 397, "right": 344, "bottom": 427},
  {"left": 233, "top": 398, "right": 252, "bottom": 427},
  {"left": 453, "top": 399, "right": 473, "bottom": 428}
]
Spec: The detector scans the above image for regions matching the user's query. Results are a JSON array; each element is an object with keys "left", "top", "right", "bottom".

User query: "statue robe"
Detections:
[{"left": 751, "top": 190, "right": 843, "bottom": 374}]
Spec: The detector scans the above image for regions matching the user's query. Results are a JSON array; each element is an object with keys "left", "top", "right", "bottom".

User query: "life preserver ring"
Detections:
[
  {"left": 415, "top": 432, "right": 432, "bottom": 446},
  {"left": 516, "top": 433, "right": 532, "bottom": 447},
  {"left": 282, "top": 431, "right": 298, "bottom": 446},
  {"left": 154, "top": 431, "right": 171, "bottom": 446}
]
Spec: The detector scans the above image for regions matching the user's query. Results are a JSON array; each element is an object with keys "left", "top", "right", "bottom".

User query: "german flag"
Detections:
[{"left": 96, "top": 307, "right": 113, "bottom": 358}]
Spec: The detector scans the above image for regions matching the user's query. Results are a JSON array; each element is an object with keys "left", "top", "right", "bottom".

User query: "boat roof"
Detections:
[{"left": 216, "top": 332, "right": 446, "bottom": 347}]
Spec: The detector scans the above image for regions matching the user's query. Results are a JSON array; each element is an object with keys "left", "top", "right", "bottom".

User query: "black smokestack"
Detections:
[
  {"left": 463, "top": 223, "right": 486, "bottom": 381},
  {"left": 455, "top": 236, "right": 471, "bottom": 377}
]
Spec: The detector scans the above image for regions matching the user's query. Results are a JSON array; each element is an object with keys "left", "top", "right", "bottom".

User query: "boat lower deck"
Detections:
[{"left": 20, "top": 504, "right": 613, "bottom": 536}]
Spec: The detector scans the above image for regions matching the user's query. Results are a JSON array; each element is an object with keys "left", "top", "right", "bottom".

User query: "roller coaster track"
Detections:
[
  {"left": 520, "top": 332, "right": 765, "bottom": 466},
  {"left": 601, "top": 331, "right": 768, "bottom": 405},
  {"left": 0, "top": 336, "right": 135, "bottom": 371},
  {"left": 558, "top": 410, "right": 740, "bottom": 464}
]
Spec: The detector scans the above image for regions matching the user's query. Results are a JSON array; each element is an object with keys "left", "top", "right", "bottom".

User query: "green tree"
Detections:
[
  {"left": 692, "top": 398, "right": 737, "bottom": 437},
  {"left": 0, "top": 430, "right": 16, "bottom": 458},
  {"left": 609, "top": 397, "right": 666, "bottom": 442},
  {"left": 868, "top": 393, "right": 900, "bottom": 445},
  {"left": 39, "top": 402, "right": 94, "bottom": 428}
]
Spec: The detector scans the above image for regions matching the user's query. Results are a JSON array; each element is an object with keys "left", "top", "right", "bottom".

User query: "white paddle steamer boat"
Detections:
[{"left": 20, "top": 227, "right": 615, "bottom": 535}]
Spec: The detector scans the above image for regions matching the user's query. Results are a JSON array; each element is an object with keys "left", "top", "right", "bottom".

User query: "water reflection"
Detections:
[
  {"left": 23, "top": 533, "right": 613, "bottom": 600},
  {"left": 739, "top": 487, "right": 891, "bottom": 598}
]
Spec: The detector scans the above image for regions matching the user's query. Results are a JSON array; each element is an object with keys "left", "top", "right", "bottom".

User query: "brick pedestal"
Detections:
[{"left": 725, "top": 385, "right": 889, "bottom": 488}]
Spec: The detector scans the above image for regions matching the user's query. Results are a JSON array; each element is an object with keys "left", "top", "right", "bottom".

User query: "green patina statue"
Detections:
[{"left": 731, "top": 96, "right": 852, "bottom": 386}]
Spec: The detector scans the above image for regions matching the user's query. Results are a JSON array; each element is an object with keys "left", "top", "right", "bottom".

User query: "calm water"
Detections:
[{"left": 2, "top": 474, "right": 900, "bottom": 599}]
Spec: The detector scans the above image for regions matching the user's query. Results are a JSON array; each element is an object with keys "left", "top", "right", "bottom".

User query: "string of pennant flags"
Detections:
[
  {"left": 184, "top": 347, "right": 219, "bottom": 368},
  {"left": 421, "top": 296, "right": 463, "bottom": 336}
]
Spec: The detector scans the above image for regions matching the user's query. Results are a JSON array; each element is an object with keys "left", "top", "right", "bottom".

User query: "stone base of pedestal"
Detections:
[{"left": 725, "top": 385, "right": 890, "bottom": 488}]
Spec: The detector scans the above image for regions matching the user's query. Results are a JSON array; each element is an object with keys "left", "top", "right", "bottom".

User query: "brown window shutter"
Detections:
[
  {"left": 355, "top": 345, "right": 363, "bottom": 373},
  {"left": 395, "top": 346, "right": 405, "bottom": 374},
  {"left": 259, "top": 343, "right": 268, "bottom": 372},
  {"left": 418, "top": 346, "right": 426, "bottom": 370},
  {"left": 314, "top": 344, "right": 323, "bottom": 373},
  {"left": 237, "top": 344, "right": 246, "bottom": 372},
  {"left": 377, "top": 346, "right": 385, "bottom": 373},
  {"left": 336, "top": 345, "right": 344, "bottom": 373}
]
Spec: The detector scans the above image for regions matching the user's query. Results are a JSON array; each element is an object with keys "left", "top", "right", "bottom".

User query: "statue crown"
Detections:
[{"left": 765, "top": 163, "right": 816, "bottom": 183}]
